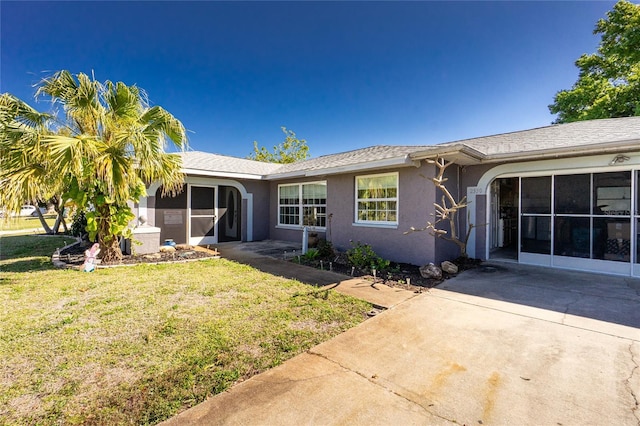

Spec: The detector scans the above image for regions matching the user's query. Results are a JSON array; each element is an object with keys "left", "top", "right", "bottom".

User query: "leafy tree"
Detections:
[
  {"left": 549, "top": 0, "right": 640, "bottom": 123},
  {"left": 248, "top": 126, "right": 309, "bottom": 163},
  {"left": 0, "top": 71, "right": 187, "bottom": 261}
]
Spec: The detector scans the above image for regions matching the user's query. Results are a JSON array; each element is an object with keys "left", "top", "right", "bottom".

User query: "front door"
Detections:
[
  {"left": 189, "top": 185, "right": 217, "bottom": 245},
  {"left": 224, "top": 187, "right": 239, "bottom": 240},
  {"left": 489, "top": 177, "right": 519, "bottom": 260}
]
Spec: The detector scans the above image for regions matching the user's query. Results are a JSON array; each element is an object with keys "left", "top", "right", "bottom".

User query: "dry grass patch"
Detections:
[{"left": 0, "top": 235, "right": 371, "bottom": 425}]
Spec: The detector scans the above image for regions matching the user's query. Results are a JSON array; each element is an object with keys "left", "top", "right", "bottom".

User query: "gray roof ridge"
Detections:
[
  {"left": 435, "top": 123, "right": 563, "bottom": 146},
  {"left": 436, "top": 116, "right": 640, "bottom": 147}
]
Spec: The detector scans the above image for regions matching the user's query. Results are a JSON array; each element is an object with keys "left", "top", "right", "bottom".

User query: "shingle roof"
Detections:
[
  {"left": 435, "top": 116, "right": 640, "bottom": 158},
  {"left": 178, "top": 151, "right": 282, "bottom": 176},
  {"left": 179, "top": 116, "right": 640, "bottom": 179},
  {"left": 275, "top": 145, "right": 432, "bottom": 174}
]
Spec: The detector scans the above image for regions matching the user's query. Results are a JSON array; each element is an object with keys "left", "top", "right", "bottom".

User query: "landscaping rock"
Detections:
[
  {"left": 143, "top": 253, "right": 162, "bottom": 260},
  {"left": 175, "top": 244, "right": 193, "bottom": 250},
  {"left": 178, "top": 250, "right": 196, "bottom": 258},
  {"left": 441, "top": 261, "right": 459, "bottom": 275},
  {"left": 159, "top": 245, "right": 176, "bottom": 253},
  {"left": 420, "top": 263, "right": 442, "bottom": 280}
]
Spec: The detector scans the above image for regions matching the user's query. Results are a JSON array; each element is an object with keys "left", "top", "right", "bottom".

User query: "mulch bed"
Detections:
[
  {"left": 295, "top": 254, "right": 482, "bottom": 293},
  {"left": 59, "top": 242, "right": 219, "bottom": 267},
  {"left": 58, "top": 242, "right": 481, "bottom": 294}
]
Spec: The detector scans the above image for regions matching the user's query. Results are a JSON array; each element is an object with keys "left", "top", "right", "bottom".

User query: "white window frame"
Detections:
[
  {"left": 354, "top": 172, "right": 399, "bottom": 227},
  {"left": 277, "top": 181, "right": 327, "bottom": 230}
]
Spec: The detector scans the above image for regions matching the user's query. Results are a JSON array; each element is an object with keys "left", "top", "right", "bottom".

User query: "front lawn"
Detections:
[
  {"left": 0, "top": 235, "right": 371, "bottom": 425},
  {"left": 0, "top": 215, "right": 58, "bottom": 231}
]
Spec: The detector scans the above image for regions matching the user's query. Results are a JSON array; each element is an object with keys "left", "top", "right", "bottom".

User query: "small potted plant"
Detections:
[{"left": 303, "top": 214, "right": 319, "bottom": 248}]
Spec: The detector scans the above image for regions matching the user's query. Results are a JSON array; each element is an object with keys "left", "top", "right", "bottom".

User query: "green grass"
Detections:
[
  {"left": 0, "top": 216, "right": 58, "bottom": 231},
  {"left": 0, "top": 235, "right": 371, "bottom": 425}
]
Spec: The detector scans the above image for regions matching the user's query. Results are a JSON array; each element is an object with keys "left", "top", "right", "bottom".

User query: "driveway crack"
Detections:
[
  {"left": 627, "top": 341, "right": 640, "bottom": 425},
  {"left": 307, "top": 349, "right": 459, "bottom": 424},
  {"left": 561, "top": 293, "right": 583, "bottom": 325}
]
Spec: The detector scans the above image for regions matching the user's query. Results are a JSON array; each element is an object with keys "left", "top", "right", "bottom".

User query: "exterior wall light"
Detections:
[{"left": 610, "top": 154, "right": 630, "bottom": 165}]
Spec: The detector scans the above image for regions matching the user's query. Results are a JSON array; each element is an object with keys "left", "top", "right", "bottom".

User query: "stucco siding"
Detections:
[
  {"left": 461, "top": 163, "right": 503, "bottom": 260},
  {"left": 327, "top": 163, "right": 435, "bottom": 266},
  {"left": 145, "top": 196, "right": 156, "bottom": 227},
  {"left": 267, "top": 165, "right": 435, "bottom": 265},
  {"left": 241, "top": 180, "right": 271, "bottom": 241},
  {"left": 431, "top": 162, "right": 463, "bottom": 263}
]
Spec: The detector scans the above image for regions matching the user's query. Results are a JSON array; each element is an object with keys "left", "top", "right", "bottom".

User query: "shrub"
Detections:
[
  {"left": 316, "top": 239, "right": 335, "bottom": 260},
  {"left": 346, "top": 241, "right": 390, "bottom": 272},
  {"left": 70, "top": 210, "right": 91, "bottom": 241},
  {"left": 300, "top": 248, "right": 320, "bottom": 262}
]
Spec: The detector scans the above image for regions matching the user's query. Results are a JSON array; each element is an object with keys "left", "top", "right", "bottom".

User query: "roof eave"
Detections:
[
  {"left": 182, "top": 168, "right": 267, "bottom": 180},
  {"left": 409, "top": 144, "right": 486, "bottom": 165},
  {"left": 265, "top": 155, "right": 421, "bottom": 180},
  {"left": 481, "top": 138, "right": 640, "bottom": 163}
]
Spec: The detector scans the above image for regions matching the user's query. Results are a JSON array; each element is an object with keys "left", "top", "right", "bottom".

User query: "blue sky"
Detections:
[{"left": 1, "top": 1, "right": 619, "bottom": 158}]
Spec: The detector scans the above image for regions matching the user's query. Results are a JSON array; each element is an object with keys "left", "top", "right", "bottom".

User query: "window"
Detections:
[
  {"left": 278, "top": 182, "right": 326, "bottom": 228},
  {"left": 519, "top": 172, "right": 633, "bottom": 262},
  {"left": 355, "top": 172, "right": 398, "bottom": 224},
  {"left": 521, "top": 176, "right": 551, "bottom": 254},
  {"left": 554, "top": 174, "right": 590, "bottom": 214}
]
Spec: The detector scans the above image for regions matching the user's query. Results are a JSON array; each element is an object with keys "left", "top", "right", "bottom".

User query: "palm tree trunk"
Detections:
[
  {"left": 52, "top": 214, "right": 62, "bottom": 234},
  {"left": 51, "top": 197, "right": 67, "bottom": 234},
  {"left": 96, "top": 205, "right": 123, "bottom": 262},
  {"left": 100, "top": 237, "right": 122, "bottom": 262},
  {"left": 33, "top": 208, "right": 53, "bottom": 234}
]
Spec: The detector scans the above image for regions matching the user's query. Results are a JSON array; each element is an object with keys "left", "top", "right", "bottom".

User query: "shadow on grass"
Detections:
[
  {"left": 0, "top": 257, "right": 62, "bottom": 274},
  {"left": 0, "top": 234, "right": 71, "bottom": 275}
]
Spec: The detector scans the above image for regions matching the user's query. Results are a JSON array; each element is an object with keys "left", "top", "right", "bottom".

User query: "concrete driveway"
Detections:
[{"left": 163, "top": 262, "right": 640, "bottom": 425}]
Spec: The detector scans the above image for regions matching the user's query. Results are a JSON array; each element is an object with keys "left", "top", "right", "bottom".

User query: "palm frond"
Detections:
[{"left": 140, "top": 106, "right": 187, "bottom": 150}]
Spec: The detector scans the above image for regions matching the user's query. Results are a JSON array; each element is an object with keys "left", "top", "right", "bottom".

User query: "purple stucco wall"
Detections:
[
  {"left": 142, "top": 158, "right": 501, "bottom": 265},
  {"left": 269, "top": 162, "right": 440, "bottom": 266},
  {"left": 241, "top": 180, "right": 270, "bottom": 241},
  {"left": 432, "top": 163, "right": 463, "bottom": 263},
  {"left": 462, "top": 163, "right": 507, "bottom": 260}
]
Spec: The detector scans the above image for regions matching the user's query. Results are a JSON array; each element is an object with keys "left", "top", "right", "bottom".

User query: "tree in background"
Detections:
[
  {"left": 549, "top": 0, "right": 640, "bottom": 123},
  {"left": 1, "top": 71, "right": 188, "bottom": 261},
  {"left": 248, "top": 126, "right": 309, "bottom": 163}
]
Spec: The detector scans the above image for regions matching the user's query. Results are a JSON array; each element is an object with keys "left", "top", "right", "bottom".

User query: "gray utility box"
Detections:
[{"left": 121, "top": 226, "right": 161, "bottom": 255}]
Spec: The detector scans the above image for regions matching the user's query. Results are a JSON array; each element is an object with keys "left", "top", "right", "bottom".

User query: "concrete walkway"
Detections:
[{"left": 163, "top": 249, "right": 640, "bottom": 425}]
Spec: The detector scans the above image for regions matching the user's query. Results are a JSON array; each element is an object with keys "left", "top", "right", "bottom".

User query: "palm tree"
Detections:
[
  {"left": 2, "top": 71, "right": 188, "bottom": 261},
  {"left": 0, "top": 93, "right": 67, "bottom": 233}
]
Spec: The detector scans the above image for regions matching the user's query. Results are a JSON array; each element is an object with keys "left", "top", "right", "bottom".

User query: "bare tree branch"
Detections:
[{"left": 405, "top": 156, "right": 481, "bottom": 257}]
